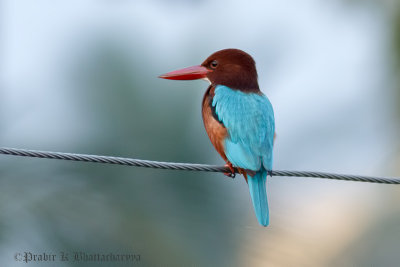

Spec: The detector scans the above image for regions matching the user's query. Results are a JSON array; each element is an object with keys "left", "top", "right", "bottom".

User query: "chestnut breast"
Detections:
[{"left": 201, "top": 86, "right": 228, "bottom": 162}]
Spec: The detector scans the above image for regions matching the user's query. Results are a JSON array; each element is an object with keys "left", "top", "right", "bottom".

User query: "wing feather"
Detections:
[{"left": 212, "top": 85, "right": 275, "bottom": 171}]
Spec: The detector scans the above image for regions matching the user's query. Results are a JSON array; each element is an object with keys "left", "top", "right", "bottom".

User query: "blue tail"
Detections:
[{"left": 248, "top": 169, "right": 269, "bottom": 226}]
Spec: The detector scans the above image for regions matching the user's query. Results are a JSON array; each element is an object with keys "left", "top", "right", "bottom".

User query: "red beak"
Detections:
[{"left": 159, "top": 65, "right": 210, "bottom": 80}]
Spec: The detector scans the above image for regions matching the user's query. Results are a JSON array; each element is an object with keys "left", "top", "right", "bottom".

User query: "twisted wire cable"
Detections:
[{"left": 0, "top": 147, "right": 399, "bottom": 184}]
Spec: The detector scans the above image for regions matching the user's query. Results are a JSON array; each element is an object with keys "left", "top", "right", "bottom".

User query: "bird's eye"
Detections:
[{"left": 210, "top": 60, "right": 218, "bottom": 69}]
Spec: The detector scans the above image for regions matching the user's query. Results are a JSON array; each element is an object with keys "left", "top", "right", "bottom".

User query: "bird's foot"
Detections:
[
  {"left": 239, "top": 168, "right": 248, "bottom": 183},
  {"left": 224, "top": 163, "right": 236, "bottom": 178},
  {"left": 267, "top": 170, "right": 273, "bottom": 177}
]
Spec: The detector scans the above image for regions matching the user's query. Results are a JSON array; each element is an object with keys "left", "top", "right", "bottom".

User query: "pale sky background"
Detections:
[{"left": 1, "top": 0, "right": 400, "bottom": 266}]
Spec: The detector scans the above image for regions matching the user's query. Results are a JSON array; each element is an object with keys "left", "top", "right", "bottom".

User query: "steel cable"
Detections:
[{"left": 0, "top": 147, "right": 399, "bottom": 184}]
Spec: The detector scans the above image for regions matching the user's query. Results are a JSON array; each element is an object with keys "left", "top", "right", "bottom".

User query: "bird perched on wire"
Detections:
[{"left": 159, "top": 49, "right": 275, "bottom": 227}]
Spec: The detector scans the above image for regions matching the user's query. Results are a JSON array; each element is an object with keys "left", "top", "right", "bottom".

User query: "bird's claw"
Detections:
[
  {"left": 267, "top": 170, "right": 273, "bottom": 177},
  {"left": 224, "top": 163, "right": 236, "bottom": 178},
  {"left": 224, "top": 172, "right": 236, "bottom": 178}
]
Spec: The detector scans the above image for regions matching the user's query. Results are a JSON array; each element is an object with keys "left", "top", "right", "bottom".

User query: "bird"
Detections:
[{"left": 159, "top": 49, "right": 275, "bottom": 227}]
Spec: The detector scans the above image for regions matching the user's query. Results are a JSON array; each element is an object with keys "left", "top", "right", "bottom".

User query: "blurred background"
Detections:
[{"left": 1, "top": 0, "right": 400, "bottom": 266}]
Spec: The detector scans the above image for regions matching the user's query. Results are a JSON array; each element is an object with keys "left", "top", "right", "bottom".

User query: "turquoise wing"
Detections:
[{"left": 212, "top": 85, "right": 275, "bottom": 171}]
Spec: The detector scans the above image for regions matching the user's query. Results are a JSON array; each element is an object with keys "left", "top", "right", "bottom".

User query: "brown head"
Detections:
[{"left": 159, "top": 49, "right": 260, "bottom": 93}]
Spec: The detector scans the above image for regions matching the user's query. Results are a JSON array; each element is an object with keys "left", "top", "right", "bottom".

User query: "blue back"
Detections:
[{"left": 212, "top": 85, "right": 275, "bottom": 171}]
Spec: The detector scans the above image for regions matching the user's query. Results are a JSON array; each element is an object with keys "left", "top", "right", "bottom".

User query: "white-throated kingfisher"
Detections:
[{"left": 159, "top": 49, "right": 275, "bottom": 227}]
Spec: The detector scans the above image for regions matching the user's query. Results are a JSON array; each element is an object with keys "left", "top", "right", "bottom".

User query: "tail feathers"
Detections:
[{"left": 248, "top": 169, "right": 269, "bottom": 226}]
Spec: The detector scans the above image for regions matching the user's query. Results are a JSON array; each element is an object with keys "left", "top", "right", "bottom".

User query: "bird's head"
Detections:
[{"left": 159, "top": 48, "right": 260, "bottom": 92}]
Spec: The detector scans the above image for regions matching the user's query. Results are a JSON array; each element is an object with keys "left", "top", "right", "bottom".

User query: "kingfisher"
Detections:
[{"left": 159, "top": 49, "right": 275, "bottom": 227}]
